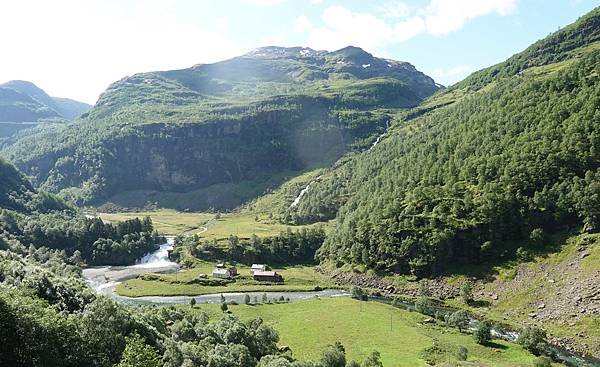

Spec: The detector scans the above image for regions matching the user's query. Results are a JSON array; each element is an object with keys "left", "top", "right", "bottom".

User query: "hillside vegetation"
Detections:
[
  {"left": 284, "top": 7, "right": 600, "bottom": 276},
  {"left": 2, "top": 47, "right": 439, "bottom": 210},
  {"left": 0, "top": 80, "right": 91, "bottom": 143}
]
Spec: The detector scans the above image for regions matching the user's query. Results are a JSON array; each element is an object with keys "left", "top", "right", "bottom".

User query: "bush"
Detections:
[
  {"left": 419, "top": 341, "right": 451, "bottom": 366},
  {"left": 460, "top": 282, "right": 474, "bottom": 305},
  {"left": 350, "top": 286, "right": 367, "bottom": 301},
  {"left": 533, "top": 356, "right": 552, "bottom": 367},
  {"left": 361, "top": 351, "right": 383, "bottom": 367},
  {"left": 518, "top": 326, "right": 547, "bottom": 353},
  {"left": 516, "top": 247, "right": 533, "bottom": 262},
  {"left": 415, "top": 297, "right": 435, "bottom": 316},
  {"left": 448, "top": 310, "right": 469, "bottom": 332},
  {"left": 244, "top": 294, "right": 251, "bottom": 304},
  {"left": 456, "top": 346, "right": 468, "bottom": 361},
  {"left": 220, "top": 302, "right": 228, "bottom": 312},
  {"left": 474, "top": 320, "right": 492, "bottom": 345}
]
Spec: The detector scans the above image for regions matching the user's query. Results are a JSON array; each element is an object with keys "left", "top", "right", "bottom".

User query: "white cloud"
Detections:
[
  {"left": 0, "top": 0, "right": 245, "bottom": 104},
  {"left": 212, "top": 17, "right": 231, "bottom": 32},
  {"left": 307, "top": 6, "right": 395, "bottom": 51},
  {"left": 379, "top": 2, "right": 411, "bottom": 19},
  {"left": 242, "top": 0, "right": 286, "bottom": 6},
  {"left": 297, "top": 0, "right": 517, "bottom": 52},
  {"left": 294, "top": 15, "right": 313, "bottom": 33},
  {"left": 423, "top": 0, "right": 517, "bottom": 35},
  {"left": 261, "top": 35, "right": 284, "bottom": 45}
]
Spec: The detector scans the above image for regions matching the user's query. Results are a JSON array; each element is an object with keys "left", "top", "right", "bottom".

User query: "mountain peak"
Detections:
[
  {"left": 243, "top": 46, "right": 324, "bottom": 59},
  {"left": 328, "top": 46, "right": 374, "bottom": 63},
  {"left": 0, "top": 80, "right": 90, "bottom": 123}
]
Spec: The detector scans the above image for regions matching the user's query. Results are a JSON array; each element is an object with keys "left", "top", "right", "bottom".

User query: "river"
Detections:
[
  {"left": 82, "top": 238, "right": 349, "bottom": 305},
  {"left": 82, "top": 240, "right": 598, "bottom": 366}
]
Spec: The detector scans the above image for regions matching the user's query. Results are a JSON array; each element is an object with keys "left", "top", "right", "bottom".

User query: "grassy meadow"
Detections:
[
  {"left": 97, "top": 209, "right": 214, "bottom": 235},
  {"left": 116, "top": 261, "right": 335, "bottom": 297},
  {"left": 97, "top": 209, "right": 325, "bottom": 239},
  {"left": 185, "top": 297, "right": 541, "bottom": 367}
]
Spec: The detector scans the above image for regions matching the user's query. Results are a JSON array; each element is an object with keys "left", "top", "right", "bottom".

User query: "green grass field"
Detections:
[
  {"left": 185, "top": 297, "right": 539, "bottom": 367},
  {"left": 199, "top": 212, "right": 314, "bottom": 241},
  {"left": 98, "top": 209, "right": 214, "bottom": 235},
  {"left": 116, "top": 262, "right": 336, "bottom": 297},
  {"left": 97, "top": 209, "right": 325, "bottom": 239}
]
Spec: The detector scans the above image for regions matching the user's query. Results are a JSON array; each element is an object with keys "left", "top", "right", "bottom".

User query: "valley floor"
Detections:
[
  {"left": 116, "top": 262, "right": 336, "bottom": 297},
  {"left": 184, "top": 297, "right": 541, "bottom": 366},
  {"left": 100, "top": 209, "right": 599, "bottom": 362}
]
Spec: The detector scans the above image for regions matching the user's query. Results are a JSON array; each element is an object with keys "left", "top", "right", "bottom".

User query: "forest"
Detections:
[
  {"left": 177, "top": 227, "right": 326, "bottom": 266},
  {"left": 290, "top": 8, "right": 600, "bottom": 276}
]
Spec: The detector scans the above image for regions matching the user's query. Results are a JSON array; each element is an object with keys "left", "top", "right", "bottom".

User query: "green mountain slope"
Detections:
[
  {"left": 0, "top": 86, "right": 60, "bottom": 122},
  {"left": 2, "top": 46, "right": 439, "bottom": 209},
  {"left": 0, "top": 157, "right": 68, "bottom": 213},
  {"left": 290, "top": 7, "right": 600, "bottom": 276},
  {"left": 0, "top": 80, "right": 91, "bottom": 122}
]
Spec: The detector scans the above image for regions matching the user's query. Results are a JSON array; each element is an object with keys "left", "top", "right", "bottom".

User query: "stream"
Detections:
[
  {"left": 82, "top": 238, "right": 349, "bottom": 306},
  {"left": 82, "top": 240, "right": 598, "bottom": 366},
  {"left": 370, "top": 297, "right": 600, "bottom": 367}
]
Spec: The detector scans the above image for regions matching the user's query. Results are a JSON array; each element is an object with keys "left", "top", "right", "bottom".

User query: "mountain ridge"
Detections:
[
  {"left": 2, "top": 46, "right": 439, "bottom": 209},
  {"left": 281, "top": 6, "right": 600, "bottom": 277},
  {"left": 0, "top": 80, "right": 91, "bottom": 122}
]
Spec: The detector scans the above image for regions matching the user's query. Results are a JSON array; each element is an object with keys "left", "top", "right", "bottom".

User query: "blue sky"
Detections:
[{"left": 0, "top": 0, "right": 597, "bottom": 103}]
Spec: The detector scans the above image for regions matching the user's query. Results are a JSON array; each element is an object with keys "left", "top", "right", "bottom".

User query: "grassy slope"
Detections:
[
  {"left": 186, "top": 298, "right": 540, "bottom": 367},
  {"left": 453, "top": 233, "right": 600, "bottom": 356},
  {"left": 97, "top": 209, "right": 326, "bottom": 238},
  {"left": 243, "top": 168, "right": 325, "bottom": 218},
  {"left": 116, "top": 261, "right": 335, "bottom": 297},
  {"left": 98, "top": 209, "right": 214, "bottom": 235}
]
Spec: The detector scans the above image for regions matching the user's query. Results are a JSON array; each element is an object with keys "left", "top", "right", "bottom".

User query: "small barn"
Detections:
[
  {"left": 213, "top": 267, "right": 234, "bottom": 279},
  {"left": 253, "top": 270, "right": 283, "bottom": 283},
  {"left": 250, "top": 264, "right": 267, "bottom": 274}
]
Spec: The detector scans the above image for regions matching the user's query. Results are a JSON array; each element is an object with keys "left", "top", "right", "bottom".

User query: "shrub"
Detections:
[
  {"left": 350, "top": 286, "right": 367, "bottom": 300},
  {"left": 448, "top": 310, "right": 469, "bottom": 332},
  {"left": 518, "top": 326, "right": 547, "bottom": 353},
  {"left": 474, "top": 320, "right": 492, "bottom": 345},
  {"left": 456, "top": 346, "right": 468, "bottom": 361},
  {"left": 533, "top": 356, "right": 552, "bottom": 367},
  {"left": 460, "top": 282, "right": 474, "bottom": 305},
  {"left": 419, "top": 341, "right": 451, "bottom": 366},
  {"left": 415, "top": 297, "right": 434, "bottom": 316}
]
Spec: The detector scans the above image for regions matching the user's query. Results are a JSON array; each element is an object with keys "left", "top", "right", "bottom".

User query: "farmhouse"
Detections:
[
  {"left": 253, "top": 270, "right": 283, "bottom": 282},
  {"left": 250, "top": 264, "right": 267, "bottom": 274},
  {"left": 212, "top": 266, "right": 237, "bottom": 279}
]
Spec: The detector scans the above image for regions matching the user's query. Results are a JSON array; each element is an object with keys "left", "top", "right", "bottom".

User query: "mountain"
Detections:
[
  {"left": 281, "top": 7, "right": 600, "bottom": 276},
  {"left": 0, "top": 80, "right": 91, "bottom": 124},
  {"left": 2, "top": 46, "right": 439, "bottom": 209},
  {"left": 0, "top": 156, "right": 68, "bottom": 213}
]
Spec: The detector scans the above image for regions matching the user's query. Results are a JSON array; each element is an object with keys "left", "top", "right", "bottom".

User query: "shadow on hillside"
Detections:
[
  {"left": 485, "top": 342, "right": 508, "bottom": 350},
  {"left": 437, "top": 228, "right": 579, "bottom": 280}
]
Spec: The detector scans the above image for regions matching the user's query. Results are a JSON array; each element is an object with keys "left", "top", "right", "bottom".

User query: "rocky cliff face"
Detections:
[
  {"left": 3, "top": 46, "right": 438, "bottom": 208},
  {"left": 13, "top": 95, "right": 389, "bottom": 208}
]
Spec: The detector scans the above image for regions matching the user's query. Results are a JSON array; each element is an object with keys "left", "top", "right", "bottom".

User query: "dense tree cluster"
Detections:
[
  {"left": 311, "top": 22, "right": 600, "bottom": 276},
  {"left": 0, "top": 210, "right": 162, "bottom": 265},
  {"left": 179, "top": 227, "right": 326, "bottom": 265},
  {"left": 0, "top": 248, "right": 383, "bottom": 367}
]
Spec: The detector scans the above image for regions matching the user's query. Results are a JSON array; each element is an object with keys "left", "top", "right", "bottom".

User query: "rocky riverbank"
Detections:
[{"left": 316, "top": 235, "right": 600, "bottom": 361}]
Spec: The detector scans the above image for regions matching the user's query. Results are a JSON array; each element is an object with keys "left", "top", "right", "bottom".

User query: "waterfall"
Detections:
[{"left": 134, "top": 237, "right": 176, "bottom": 268}]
